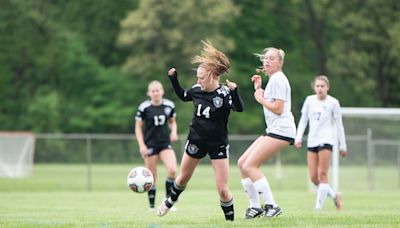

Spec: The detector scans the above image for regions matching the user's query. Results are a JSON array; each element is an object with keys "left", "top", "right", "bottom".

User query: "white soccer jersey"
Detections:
[
  {"left": 263, "top": 71, "right": 296, "bottom": 139},
  {"left": 295, "top": 95, "right": 347, "bottom": 151}
]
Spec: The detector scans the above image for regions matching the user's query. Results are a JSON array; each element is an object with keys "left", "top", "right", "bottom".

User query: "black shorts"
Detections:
[
  {"left": 308, "top": 144, "right": 333, "bottom": 153},
  {"left": 184, "top": 140, "right": 229, "bottom": 160},
  {"left": 263, "top": 132, "right": 294, "bottom": 145},
  {"left": 146, "top": 143, "right": 172, "bottom": 157}
]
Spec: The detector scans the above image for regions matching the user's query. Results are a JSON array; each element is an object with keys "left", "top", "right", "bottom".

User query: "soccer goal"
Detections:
[
  {"left": 0, "top": 132, "right": 35, "bottom": 178},
  {"left": 332, "top": 107, "right": 400, "bottom": 191}
]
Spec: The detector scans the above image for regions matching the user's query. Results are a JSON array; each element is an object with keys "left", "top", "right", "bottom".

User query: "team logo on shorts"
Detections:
[
  {"left": 213, "top": 96, "right": 223, "bottom": 108},
  {"left": 164, "top": 107, "right": 172, "bottom": 116},
  {"left": 187, "top": 144, "right": 199, "bottom": 154}
]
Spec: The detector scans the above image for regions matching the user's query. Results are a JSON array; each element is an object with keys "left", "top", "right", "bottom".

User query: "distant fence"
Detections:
[{"left": 35, "top": 132, "right": 400, "bottom": 191}]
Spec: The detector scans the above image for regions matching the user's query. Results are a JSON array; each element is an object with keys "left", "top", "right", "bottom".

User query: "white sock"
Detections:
[
  {"left": 326, "top": 184, "right": 336, "bottom": 199},
  {"left": 253, "top": 177, "right": 276, "bottom": 207},
  {"left": 241, "top": 178, "right": 260, "bottom": 208},
  {"left": 315, "top": 183, "right": 329, "bottom": 209}
]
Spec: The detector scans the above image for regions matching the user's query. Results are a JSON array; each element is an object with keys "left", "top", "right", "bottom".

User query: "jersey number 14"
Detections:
[{"left": 196, "top": 104, "right": 210, "bottom": 118}]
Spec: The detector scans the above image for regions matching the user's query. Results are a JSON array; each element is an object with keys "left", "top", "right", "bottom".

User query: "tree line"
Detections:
[{"left": 1, "top": 0, "right": 399, "bottom": 134}]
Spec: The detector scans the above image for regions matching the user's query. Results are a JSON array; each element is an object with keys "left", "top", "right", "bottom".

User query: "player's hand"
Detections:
[
  {"left": 170, "top": 132, "right": 178, "bottom": 142},
  {"left": 251, "top": 75, "right": 262, "bottom": 90},
  {"left": 254, "top": 88, "right": 264, "bottom": 103},
  {"left": 139, "top": 145, "right": 148, "bottom": 158},
  {"left": 225, "top": 79, "right": 237, "bottom": 90},
  {"left": 294, "top": 142, "right": 302, "bottom": 149},
  {"left": 339, "top": 150, "right": 347, "bottom": 158},
  {"left": 168, "top": 68, "right": 177, "bottom": 77}
]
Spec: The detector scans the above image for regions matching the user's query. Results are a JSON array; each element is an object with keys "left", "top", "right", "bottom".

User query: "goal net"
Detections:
[
  {"left": 0, "top": 132, "right": 35, "bottom": 178},
  {"left": 334, "top": 107, "right": 400, "bottom": 191}
]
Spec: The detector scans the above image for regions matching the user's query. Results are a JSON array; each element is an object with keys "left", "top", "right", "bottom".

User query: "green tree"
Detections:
[{"left": 328, "top": 0, "right": 400, "bottom": 107}]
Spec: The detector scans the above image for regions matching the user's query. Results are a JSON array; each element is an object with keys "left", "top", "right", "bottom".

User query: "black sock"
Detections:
[
  {"left": 165, "top": 177, "right": 175, "bottom": 198},
  {"left": 220, "top": 198, "right": 234, "bottom": 221},
  {"left": 166, "top": 182, "right": 185, "bottom": 208},
  {"left": 148, "top": 186, "right": 156, "bottom": 208}
]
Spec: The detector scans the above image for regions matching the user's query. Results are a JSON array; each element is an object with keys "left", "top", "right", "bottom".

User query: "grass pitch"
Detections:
[{"left": 1, "top": 164, "right": 399, "bottom": 227}]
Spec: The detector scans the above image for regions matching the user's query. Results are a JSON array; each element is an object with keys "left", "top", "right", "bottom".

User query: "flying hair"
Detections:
[
  {"left": 254, "top": 47, "right": 285, "bottom": 73},
  {"left": 192, "top": 40, "right": 230, "bottom": 77}
]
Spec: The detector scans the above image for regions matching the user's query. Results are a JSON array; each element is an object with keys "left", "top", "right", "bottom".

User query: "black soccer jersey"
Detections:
[
  {"left": 135, "top": 99, "right": 176, "bottom": 147},
  {"left": 169, "top": 75, "right": 243, "bottom": 148}
]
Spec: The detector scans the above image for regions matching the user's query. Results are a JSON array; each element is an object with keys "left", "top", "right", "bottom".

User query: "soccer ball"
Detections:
[{"left": 127, "top": 167, "right": 154, "bottom": 193}]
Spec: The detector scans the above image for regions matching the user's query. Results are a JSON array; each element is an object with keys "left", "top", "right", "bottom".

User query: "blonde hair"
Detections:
[
  {"left": 256, "top": 47, "right": 285, "bottom": 62},
  {"left": 192, "top": 40, "right": 230, "bottom": 77},
  {"left": 255, "top": 47, "right": 285, "bottom": 73},
  {"left": 311, "top": 75, "right": 330, "bottom": 88},
  {"left": 148, "top": 80, "right": 163, "bottom": 91}
]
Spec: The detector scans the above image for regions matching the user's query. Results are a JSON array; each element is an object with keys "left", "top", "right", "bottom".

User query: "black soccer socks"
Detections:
[
  {"left": 148, "top": 186, "right": 156, "bottom": 208},
  {"left": 165, "top": 177, "right": 175, "bottom": 198},
  {"left": 220, "top": 198, "right": 234, "bottom": 221}
]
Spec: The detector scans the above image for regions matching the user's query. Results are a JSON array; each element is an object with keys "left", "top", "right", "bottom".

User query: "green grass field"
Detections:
[{"left": 1, "top": 164, "right": 400, "bottom": 227}]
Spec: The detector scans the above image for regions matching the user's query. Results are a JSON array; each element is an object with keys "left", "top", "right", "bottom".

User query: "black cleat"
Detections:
[
  {"left": 264, "top": 205, "right": 282, "bottom": 218},
  {"left": 245, "top": 207, "right": 264, "bottom": 219}
]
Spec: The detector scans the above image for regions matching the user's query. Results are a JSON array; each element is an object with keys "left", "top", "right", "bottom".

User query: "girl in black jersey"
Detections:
[
  {"left": 135, "top": 80, "right": 178, "bottom": 211},
  {"left": 157, "top": 41, "right": 244, "bottom": 221}
]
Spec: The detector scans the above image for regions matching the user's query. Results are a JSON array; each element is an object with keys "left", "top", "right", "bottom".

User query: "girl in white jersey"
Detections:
[
  {"left": 238, "top": 47, "right": 296, "bottom": 219},
  {"left": 294, "top": 75, "right": 347, "bottom": 211}
]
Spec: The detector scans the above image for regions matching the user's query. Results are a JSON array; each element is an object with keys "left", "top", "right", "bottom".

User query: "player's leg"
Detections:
[
  {"left": 157, "top": 153, "right": 201, "bottom": 216},
  {"left": 211, "top": 157, "right": 234, "bottom": 221},
  {"left": 159, "top": 147, "right": 177, "bottom": 211},
  {"left": 144, "top": 154, "right": 159, "bottom": 210},
  {"left": 238, "top": 136, "right": 265, "bottom": 218},
  {"left": 307, "top": 150, "right": 319, "bottom": 186},
  {"left": 315, "top": 148, "right": 332, "bottom": 210},
  {"left": 318, "top": 147, "right": 342, "bottom": 210},
  {"left": 159, "top": 148, "right": 177, "bottom": 198},
  {"left": 307, "top": 149, "right": 322, "bottom": 210},
  {"left": 242, "top": 135, "right": 289, "bottom": 218}
]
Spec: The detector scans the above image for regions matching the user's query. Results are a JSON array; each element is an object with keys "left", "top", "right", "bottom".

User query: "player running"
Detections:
[
  {"left": 157, "top": 41, "right": 244, "bottom": 221},
  {"left": 294, "top": 75, "right": 347, "bottom": 211}
]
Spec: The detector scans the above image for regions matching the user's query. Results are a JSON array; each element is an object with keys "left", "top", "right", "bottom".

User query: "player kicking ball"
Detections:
[{"left": 157, "top": 41, "right": 244, "bottom": 221}]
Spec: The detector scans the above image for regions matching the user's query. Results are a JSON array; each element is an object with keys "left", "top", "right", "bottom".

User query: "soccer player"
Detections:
[
  {"left": 157, "top": 41, "right": 244, "bottom": 221},
  {"left": 238, "top": 47, "right": 296, "bottom": 219},
  {"left": 135, "top": 80, "right": 178, "bottom": 211},
  {"left": 294, "top": 75, "right": 347, "bottom": 211}
]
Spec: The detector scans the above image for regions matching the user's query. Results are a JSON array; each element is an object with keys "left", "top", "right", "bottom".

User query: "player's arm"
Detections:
[
  {"left": 168, "top": 117, "right": 178, "bottom": 142},
  {"left": 295, "top": 98, "right": 309, "bottom": 148},
  {"left": 254, "top": 88, "right": 284, "bottom": 115},
  {"left": 168, "top": 68, "right": 192, "bottom": 102},
  {"left": 226, "top": 79, "right": 244, "bottom": 112},
  {"left": 134, "top": 120, "right": 148, "bottom": 158},
  {"left": 333, "top": 101, "right": 347, "bottom": 157}
]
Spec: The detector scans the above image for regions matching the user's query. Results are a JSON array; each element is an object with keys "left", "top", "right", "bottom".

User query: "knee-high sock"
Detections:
[
  {"left": 220, "top": 198, "right": 234, "bottom": 221},
  {"left": 241, "top": 178, "right": 260, "bottom": 208},
  {"left": 316, "top": 183, "right": 329, "bottom": 209},
  {"left": 165, "top": 177, "right": 175, "bottom": 198},
  {"left": 253, "top": 177, "right": 277, "bottom": 207},
  {"left": 165, "top": 182, "right": 185, "bottom": 208},
  {"left": 325, "top": 184, "right": 336, "bottom": 199},
  {"left": 148, "top": 185, "right": 156, "bottom": 208}
]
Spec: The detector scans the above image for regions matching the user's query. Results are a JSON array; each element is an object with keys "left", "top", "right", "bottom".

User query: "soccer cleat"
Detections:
[
  {"left": 245, "top": 207, "right": 264, "bottom": 219},
  {"left": 334, "top": 192, "right": 342, "bottom": 211},
  {"left": 149, "top": 207, "right": 156, "bottom": 212},
  {"left": 170, "top": 206, "right": 177, "bottom": 212},
  {"left": 163, "top": 198, "right": 177, "bottom": 212},
  {"left": 157, "top": 198, "right": 175, "bottom": 217},
  {"left": 264, "top": 205, "right": 282, "bottom": 218}
]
